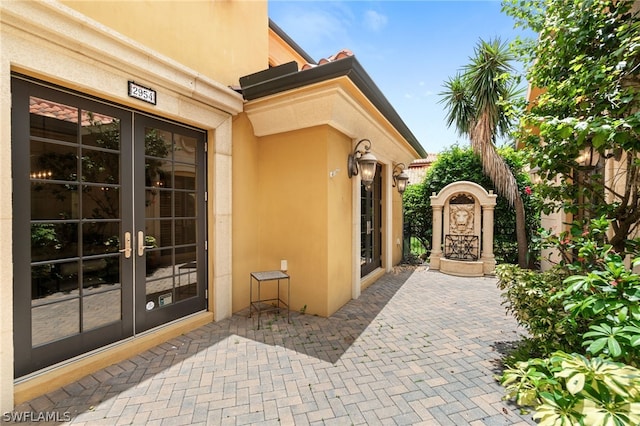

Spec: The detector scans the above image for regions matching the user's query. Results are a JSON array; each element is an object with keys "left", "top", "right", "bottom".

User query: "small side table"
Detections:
[{"left": 249, "top": 270, "right": 290, "bottom": 329}]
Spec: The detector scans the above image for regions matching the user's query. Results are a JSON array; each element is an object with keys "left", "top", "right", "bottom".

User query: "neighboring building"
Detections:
[
  {"left": 0, "top": 1, "right": 425, "bottom": 411},
  {"left": 406, "top": 154, "right": 439, "bottom": 186}
]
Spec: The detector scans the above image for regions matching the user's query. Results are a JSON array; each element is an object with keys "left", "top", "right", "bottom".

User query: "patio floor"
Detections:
[{"left": 10, "top": 266, "right": 536, "bottom": 425}]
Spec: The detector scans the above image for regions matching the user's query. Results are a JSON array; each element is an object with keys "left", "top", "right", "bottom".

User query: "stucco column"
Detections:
[
  {"left": 430, "top": 201, "right": 443, "bottom": 270},
  {"left": 481, "top": 205, "right": 496, "bottom": 274},
  {"left": 212, "top": 117, "right": 233, "bottom": 322}
]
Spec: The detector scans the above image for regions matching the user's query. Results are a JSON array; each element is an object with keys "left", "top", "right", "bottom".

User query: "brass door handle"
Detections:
[
  {"left": 118, "top": 231, "right": 132, "bottom": 258},
  {"left": 137, "top": 231, "right": 154, "bottom": 256}
]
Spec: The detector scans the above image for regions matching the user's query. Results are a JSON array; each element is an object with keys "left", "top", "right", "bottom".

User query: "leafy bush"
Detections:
[
  {"left": 553, "top": 252, "right": 640, "bottom": 367},
  {"left": 498, "top": 218, "right": 640, "bottom": 423},
  {"left": 501, "top": 351, "right": 640, "bottom": 426},
  {"left": 496, "top": 264, "right": 580, "bottom": 355}
]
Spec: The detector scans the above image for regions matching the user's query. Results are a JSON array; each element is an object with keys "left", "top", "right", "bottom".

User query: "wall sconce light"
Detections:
[
  {"left": 348, "top": 139, "right": 378, "bottom": 190},
  {"left": 392, "top": 163, "right": 409, "bottom": 194}
]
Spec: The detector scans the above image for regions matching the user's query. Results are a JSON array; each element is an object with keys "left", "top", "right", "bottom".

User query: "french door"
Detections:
[
  {"left": 360, "top": 164, "right": 382, "bottom": 277},
  {"left": 12, "top": 76, "right": 207, "bottom": 377}
]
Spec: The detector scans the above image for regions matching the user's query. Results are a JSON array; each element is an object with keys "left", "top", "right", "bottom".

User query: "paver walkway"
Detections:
[{"left": 9, "top": 267, "right": 536, "bottom": 425}]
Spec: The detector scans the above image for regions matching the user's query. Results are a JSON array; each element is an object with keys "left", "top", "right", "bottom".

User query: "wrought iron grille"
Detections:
[{"left": 444, "top": 234, "right": 479, "bottom": 261}]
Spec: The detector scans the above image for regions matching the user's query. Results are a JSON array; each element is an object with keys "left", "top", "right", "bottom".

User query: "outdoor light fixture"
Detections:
[
  {"left": 348, "top": 138, "right": 378, "bottom": 190},
  {"left": 392, "top": 163, "right": 409, "bottom": 194}
]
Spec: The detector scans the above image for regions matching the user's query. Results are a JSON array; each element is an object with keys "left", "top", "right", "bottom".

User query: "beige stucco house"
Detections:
[{"left": 0, "top": 0, "right": 425, "bottom": 411}]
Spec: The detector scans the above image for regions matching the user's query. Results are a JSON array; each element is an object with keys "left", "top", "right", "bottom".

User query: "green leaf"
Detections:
[
  {"left": 566, "top": 373, "right": 585, "bottom": 395},
  {"left": 586, "top": 337, "right": 608, "bottom": 354},
  {"left": 607, "top": 336, "right": 622, "bottom": 358}
]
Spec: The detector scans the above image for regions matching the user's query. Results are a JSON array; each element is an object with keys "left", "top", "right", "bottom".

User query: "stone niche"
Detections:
[{"left": 429, "top": 181, "right": 497, "bottom": 277}]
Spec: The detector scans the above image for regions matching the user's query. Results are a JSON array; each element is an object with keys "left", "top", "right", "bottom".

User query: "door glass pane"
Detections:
[
  {"left": 82, "top": 222, "right": 120, "bottom": 256},
  {"left": 31, "top": 183, "right": 78, "bottom": 220},
  {"left": 30, "top": 97, "right": 78, "bottom": 143},
  {"left": 82, "top": 149, "right": 120, "bottom": 184},
  {"left": 31, "top": 261, "right": 83, "bottom": 302},
  {"left": 175, "top": 246, "right": 197, "bottom": 303},
  {"left": 31, "top": 260, "right": 80, "bottom": 300},
  {"left": 146, "top": 219, "right": 172, "bottom": 248},
  {"left": 175, "top": 168, "right": 196, "bottom": 190},
  {"left": 32, "top": 298, "right": 79, "bottom": 346},
  {"left": 31, "top": 223, "right": 78, "bottom": 261},
  {"left": 146, "top": 160, "right": 173, "bottom": 189},
  {"left": 174, "top": 134, "right": 196, "bottom": 165},
  {"left": 83, "top": 288, "right": 121, "bottom": 331},
  {"left": 147, "top": 248, "right": 173, "bottom": 279},
  {"left": 82, "top": 185, "right": 120, "bottom": 219},
  {"left": 175, "top": 192, "right": 195, "bottom": 217},
  {"left": 175, "top": 219, "right": 196, "bottom": 245},
  {"left": 145, "top": 188, "right": 171, "bottom": 216},
  {"left": 361, "top": 187, "right": 373, "bottom": 267},
  {"left": 145, "top": 128, "right": 172, "bottom": 158},
  {"left": 30, "top": 140, "right": 78, "bottom": 182},
  {"left": 81, "top": 112, "right": 120, "bottom": 150}
]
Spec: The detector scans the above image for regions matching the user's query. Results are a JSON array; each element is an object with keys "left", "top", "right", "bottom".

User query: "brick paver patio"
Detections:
[{"left": 9, "top": 267, "right": 536, "bottom": 425}]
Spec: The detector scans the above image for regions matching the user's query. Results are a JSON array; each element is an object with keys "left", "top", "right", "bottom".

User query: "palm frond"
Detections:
[
  {"left": 464, "top": 38, "right": 516, "bottom": 136},
  {"left": 439, "top": 73, "right": 476, "bottom": 136}
]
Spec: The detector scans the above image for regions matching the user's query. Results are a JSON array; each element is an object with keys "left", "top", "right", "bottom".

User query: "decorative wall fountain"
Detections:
[{"left": 429, "top": 181, "right": 497, "bottom": 277}]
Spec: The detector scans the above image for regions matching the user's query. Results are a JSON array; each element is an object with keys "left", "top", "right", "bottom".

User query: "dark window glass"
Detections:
[
  {"left": 29, "top": 97, "right": 78, "bottom": 143},
  {"left": 81, "top": 112, "right": 120, "bottom": 150},
  {"left": 82, "top": 149, "right": 120, "bottom": 184},
  {"left": 31, "top": 183, "right": 78, "bottom": 220},
  {"left": 82, "top": 185, "right": 120, "bottom": 219},
  {"left": 30, "top": 140, "right": 78, "bottom": 182}
]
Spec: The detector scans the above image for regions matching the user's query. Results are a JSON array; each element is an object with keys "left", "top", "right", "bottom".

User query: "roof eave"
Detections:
[{"left": 240, "top": 56, "right": 427, "bottom": 158}]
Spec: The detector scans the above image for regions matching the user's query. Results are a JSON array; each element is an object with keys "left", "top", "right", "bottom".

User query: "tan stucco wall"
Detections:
[
  {"left": 257, "top": 127, "right": 331, "bottom": 317},
  {"left": 62, "top": 0, "right": 268, "bottom": 86},
  {"left": 326, "top": 128, "right": 354, "bottom": 316},
  {"left": 231, "top": 124, "right": 362, "bottom": 318},
  {"left": 231, "top": 113, "right": 262, "bottom": 313}
]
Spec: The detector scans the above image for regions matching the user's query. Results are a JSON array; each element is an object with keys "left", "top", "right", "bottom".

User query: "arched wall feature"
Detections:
[{"left": 429, "top": 181, "right": 497, "bottom": 276}]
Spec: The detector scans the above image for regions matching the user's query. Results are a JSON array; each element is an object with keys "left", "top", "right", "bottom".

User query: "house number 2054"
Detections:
[{"left": 128, "top": 81, "right": 156, "bottom": 105}]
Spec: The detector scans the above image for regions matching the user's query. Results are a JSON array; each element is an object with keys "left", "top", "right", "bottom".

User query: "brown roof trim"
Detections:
[
  {"left": 239, "top": 56, "right": 427, "bottom": 158},
  {"left": 269, "top": 19, "right": 317, "bottom": 66}
]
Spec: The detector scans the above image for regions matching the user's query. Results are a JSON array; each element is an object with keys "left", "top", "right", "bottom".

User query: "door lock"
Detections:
[
  {"left": 137, "top": 231, "right": 155, "bottom": 256},
  {"left": 118, "top": 231, "right": 132, "bottom": 258}
]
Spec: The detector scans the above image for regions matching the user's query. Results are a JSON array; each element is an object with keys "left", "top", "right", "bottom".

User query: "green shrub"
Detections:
[
  {"left": 553, "top": 254, "right": 640, "bottom": 367},
  {"left": 496, "top": 264, "right": 581, "bottom": 354},
  {"left": 501, "top": 351, "right": 640, "bottom": 426},
  {"left": 498, "top": 217, "right": 640, "bottom": 423}
]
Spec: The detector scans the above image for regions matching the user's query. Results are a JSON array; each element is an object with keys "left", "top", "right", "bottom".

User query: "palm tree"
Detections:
[{"left": 440, "top": 38, "right": 529, "bottom": 268}]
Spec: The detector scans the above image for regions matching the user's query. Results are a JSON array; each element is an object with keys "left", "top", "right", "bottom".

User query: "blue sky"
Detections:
[{"left": 268, "top": 0, "right": 535, "bottom": 154}]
